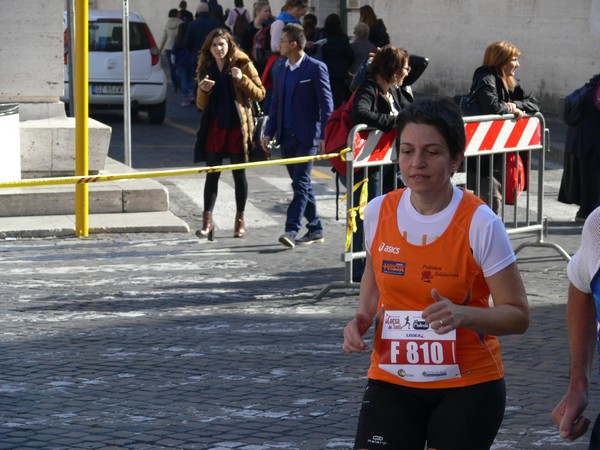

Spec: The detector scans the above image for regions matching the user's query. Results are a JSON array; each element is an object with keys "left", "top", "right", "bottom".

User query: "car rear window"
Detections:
[{"left": 89, "top": 20, "right": 150, "bottom": 52}]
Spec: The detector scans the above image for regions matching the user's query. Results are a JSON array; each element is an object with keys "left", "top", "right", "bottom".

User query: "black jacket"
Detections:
[
  {"left": 564, "top": 74, "right": 600, "bottom": 163},
  {"left": 319, "top": 31, "right": 354, "bottom": 79},
  {"left": 470, "top": 65, "right": 540, "bottom": 115},
  {"left": 351, "top": 76, "right": 412, "bottom": 133},
  {"left": 368, "top": 19, "right": 390, "bottom": 48}
]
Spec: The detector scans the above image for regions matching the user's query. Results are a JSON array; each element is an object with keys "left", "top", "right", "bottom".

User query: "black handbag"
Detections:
[
  {"left": 248, "top": 102, "right": 269, "bottom": 162},
  {"left": 453, "top": 91, "right": 482, "bottom": 117}
]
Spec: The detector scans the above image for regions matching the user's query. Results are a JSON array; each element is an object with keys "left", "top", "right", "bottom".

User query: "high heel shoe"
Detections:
[
  {"left": 196, "top": 211, "right": 215, "bottom": 241},
  {"left": 233, "top": 211, "right": 245, "bottom": 238}
]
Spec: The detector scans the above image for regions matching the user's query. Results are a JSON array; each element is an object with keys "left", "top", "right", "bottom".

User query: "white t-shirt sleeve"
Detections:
[
  {"left": 469, "top": 206, "right": 516, "bottom": 277},
  {"left": 567, "top": 207, "right": 600, "bottom": 294},
  {"left": 363, "top": 190, "right": 516, "bottom": 278},
  {"left": 364, "top": 195, "right": 385, "bottom": 255}
]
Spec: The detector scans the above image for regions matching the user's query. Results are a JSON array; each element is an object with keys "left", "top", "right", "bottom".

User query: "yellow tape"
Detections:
[
  {"left": 340, "top": 176, "right": 369, "bottom": 249},
  {"left": 345, "top": 208, "right": 358, "bottom": 251},
  {"left": 340, "top": 177, "right": 368, "bottom": 203},
  {"left": 359, "top": 179, "right": 368, "bottom": 220},
  {"left": 0, "top": 149, "right": 350, "bottom": 189}
]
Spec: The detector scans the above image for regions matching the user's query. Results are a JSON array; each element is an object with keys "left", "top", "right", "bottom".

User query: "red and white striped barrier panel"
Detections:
[
  {"left": 464, "top": 116, "right": 542, "bottom": 156},
  {"left": 350, "top": 128, "right": 397, "bottom": 167},
  {"left": 349, "top": 116, "right": 542, "bottom": 164}
]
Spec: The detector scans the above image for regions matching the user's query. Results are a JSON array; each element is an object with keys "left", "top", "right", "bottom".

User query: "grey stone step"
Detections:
[
  {"left": 0, "top": 212, "right": 190, "bottom": 238},
  {"left": 0, "top": 158, "right": 169, "bottom": 217}
]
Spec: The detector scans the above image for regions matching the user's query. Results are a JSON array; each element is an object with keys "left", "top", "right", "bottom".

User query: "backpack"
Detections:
[
  {"left": 559, "top": 84, "right": 592, "bottom": 125},
  {"left": 324, "top": 88, "right": 361, "bottom": 176},
  {"left": 252, "top": 25, "right": 272, "bottom": 70},
  {"left": 232, "top": 8, "right": 248, "bottom": 40}
]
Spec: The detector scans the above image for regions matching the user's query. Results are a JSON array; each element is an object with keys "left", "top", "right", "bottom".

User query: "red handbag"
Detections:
[{"left": 504, "top": 152, "right": 526, "bottom": 205}]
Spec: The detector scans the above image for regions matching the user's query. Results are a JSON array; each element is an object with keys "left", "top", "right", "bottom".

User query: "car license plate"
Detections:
[{"left": 92, "top": 84, "right": 123, "bottom": 95}]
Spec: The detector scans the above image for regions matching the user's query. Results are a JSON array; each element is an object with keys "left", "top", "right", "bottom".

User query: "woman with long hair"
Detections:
[
  {"left": 194, "top": 28, "right": 265, "bottom": 239},
  {"left": 471, "top": 40, "right": 540, "bottom": 117},
  {"left": 358, "top": 4, "right": 389, "bottom": 48},
  {"left": 466, "top": 40, "right": 540, "bottom": 213},
  {"left": 315, "top": 13, "right": 354, "bottom": 108},
  {"left": 240, "top": 0, "right": 272, "bottom": 62}
]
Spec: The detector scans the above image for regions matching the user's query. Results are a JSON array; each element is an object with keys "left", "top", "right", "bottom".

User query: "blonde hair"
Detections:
[
  {"left": 253, "top": 0, "right": 270, "bottom": 19},
  {"left": 483, "top": 40, "right": 522, "bottom": 91}
]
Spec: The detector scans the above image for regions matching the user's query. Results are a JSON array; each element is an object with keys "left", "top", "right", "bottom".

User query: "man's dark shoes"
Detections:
[
  {"left": 295, "top": 230, "right": 324, "bottom": 245},
  {"left": 279, "top": 231, "right": 297, "bottom": 248}
]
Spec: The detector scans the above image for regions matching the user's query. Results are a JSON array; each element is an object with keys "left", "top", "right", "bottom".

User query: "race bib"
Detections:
[{"left": 378, "top": 310, "right": 461, "bottom": 382}]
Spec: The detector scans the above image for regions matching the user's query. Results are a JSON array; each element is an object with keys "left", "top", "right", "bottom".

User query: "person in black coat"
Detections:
[
  {"left": 470, "top": 42, "right": 540, "bottom": 118},
  {"left": 185, "top": 3, "right": 220, "bottom": 70},
  {"left": 351, "top": 51, "right": 412, "bottom": 132},
  {"left": 315, "top": 14, "right": 354, "bottom": 108},
  {"left": 558, "top": 74, "right": 600, "bottom": 222},
  {"left": 359, "top": 5, "right": 390, "bottom": 48},
  {"left": 466, "top": 40, "right": 540, "bottom": 213},
  {"left": 347, "top": 45, "right": 412, "bottom": 281}
]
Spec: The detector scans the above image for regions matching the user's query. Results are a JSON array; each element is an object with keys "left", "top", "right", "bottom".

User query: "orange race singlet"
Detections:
[{"left": 368, "top": 188, "right": 504, "bottom": 389}]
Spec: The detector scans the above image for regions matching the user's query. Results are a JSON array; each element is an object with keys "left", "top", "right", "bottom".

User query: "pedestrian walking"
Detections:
[
  {"left": 179, "top": 1, "right": 194, "bottom": 23},
  {"left": 185, "top": 3, "right": 220, "bottom": 75},
  {"left": 552, "top": 206, "right": 600, "bottom": 447},
  {"left": 313, "top": 13, "right": 354, "bottom": 108},
  {"left": 240, "top": 0, "right": 271, "bottom": 58},
  {"left": 261, "top": 23, "right": 333, "bottom": 248},
  {"left": 225, "top": 0, "right": 252, "bottom": 43},
  {"left": 171, "top": 21, "right": 195, "bottom": 106},
  {"left": 343, "top": 98, "right": 529, "bottom": 449},
  {"left": 558, "top": 74, "right": 600, "bottom": 222},
  {"left": 194, "top": 28, "right": 265, "bottom": 239},
  {"left": 159, "top": 8, "right": 183, "bottom": 92},
  {"left": 261, "top": 0, "right": 307, "bottom": 111}
]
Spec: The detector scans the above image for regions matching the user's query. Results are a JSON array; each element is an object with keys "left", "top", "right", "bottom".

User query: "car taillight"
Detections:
[{"left": 143, "top": 24, "right": 160, "bottom": 66}]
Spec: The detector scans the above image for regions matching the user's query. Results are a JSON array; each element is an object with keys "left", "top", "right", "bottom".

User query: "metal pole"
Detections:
[
  {"left": 75, "top": 0, "right": 89, "bottom": 237},
  {"left": 123, "top": 0, "right": 132, "bottom": 167},
  {"left": 66, "top": 0, "right": 76, "bottom": 117}
]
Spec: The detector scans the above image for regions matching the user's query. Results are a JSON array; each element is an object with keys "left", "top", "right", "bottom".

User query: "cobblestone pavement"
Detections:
[
  {"left": 1, "top": 209, "right": 598, "bottom": 449},
  {"left": 2, "top": 85, "right": 597, "bottom": 449}
]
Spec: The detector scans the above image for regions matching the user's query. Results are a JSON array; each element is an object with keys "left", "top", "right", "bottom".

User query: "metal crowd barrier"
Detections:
[
  {"left": 315, "top": 113, "right": 570, "bottom": 300},
  {"left": 316, "top": 124, "right": 399, "bottom": 299},
  {"left": 462, "top": 113, "right": 570, "bottom": 261}
]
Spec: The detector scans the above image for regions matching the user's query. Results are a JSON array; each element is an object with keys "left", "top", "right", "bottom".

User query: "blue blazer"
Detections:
[{"left": 265, "top": 54, "right": 334, "bottom": 147}]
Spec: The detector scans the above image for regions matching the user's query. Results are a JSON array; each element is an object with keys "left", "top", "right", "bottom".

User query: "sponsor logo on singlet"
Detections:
[
  {"left": 382, "top": 260, "right": 406, "bottom": 275},
  {"left": 378, "top": 242, "right": 400, "bottom": 254},
  {"left": 421, "top": 264, "right": 459, "bottom": 282}
]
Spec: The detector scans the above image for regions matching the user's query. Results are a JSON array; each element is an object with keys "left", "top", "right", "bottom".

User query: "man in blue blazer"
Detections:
[{"left": 262, "top": 23, "right": 334, "bottom": 248}]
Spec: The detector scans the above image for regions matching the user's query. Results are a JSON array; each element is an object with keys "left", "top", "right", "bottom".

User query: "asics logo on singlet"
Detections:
[{"left": 378, "top": 242, "right": 400, "bottom": 254}]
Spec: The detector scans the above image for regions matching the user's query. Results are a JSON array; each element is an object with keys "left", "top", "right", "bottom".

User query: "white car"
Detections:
[{"left": 62, "top": 10, "right": 167, "bottom": 124}]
